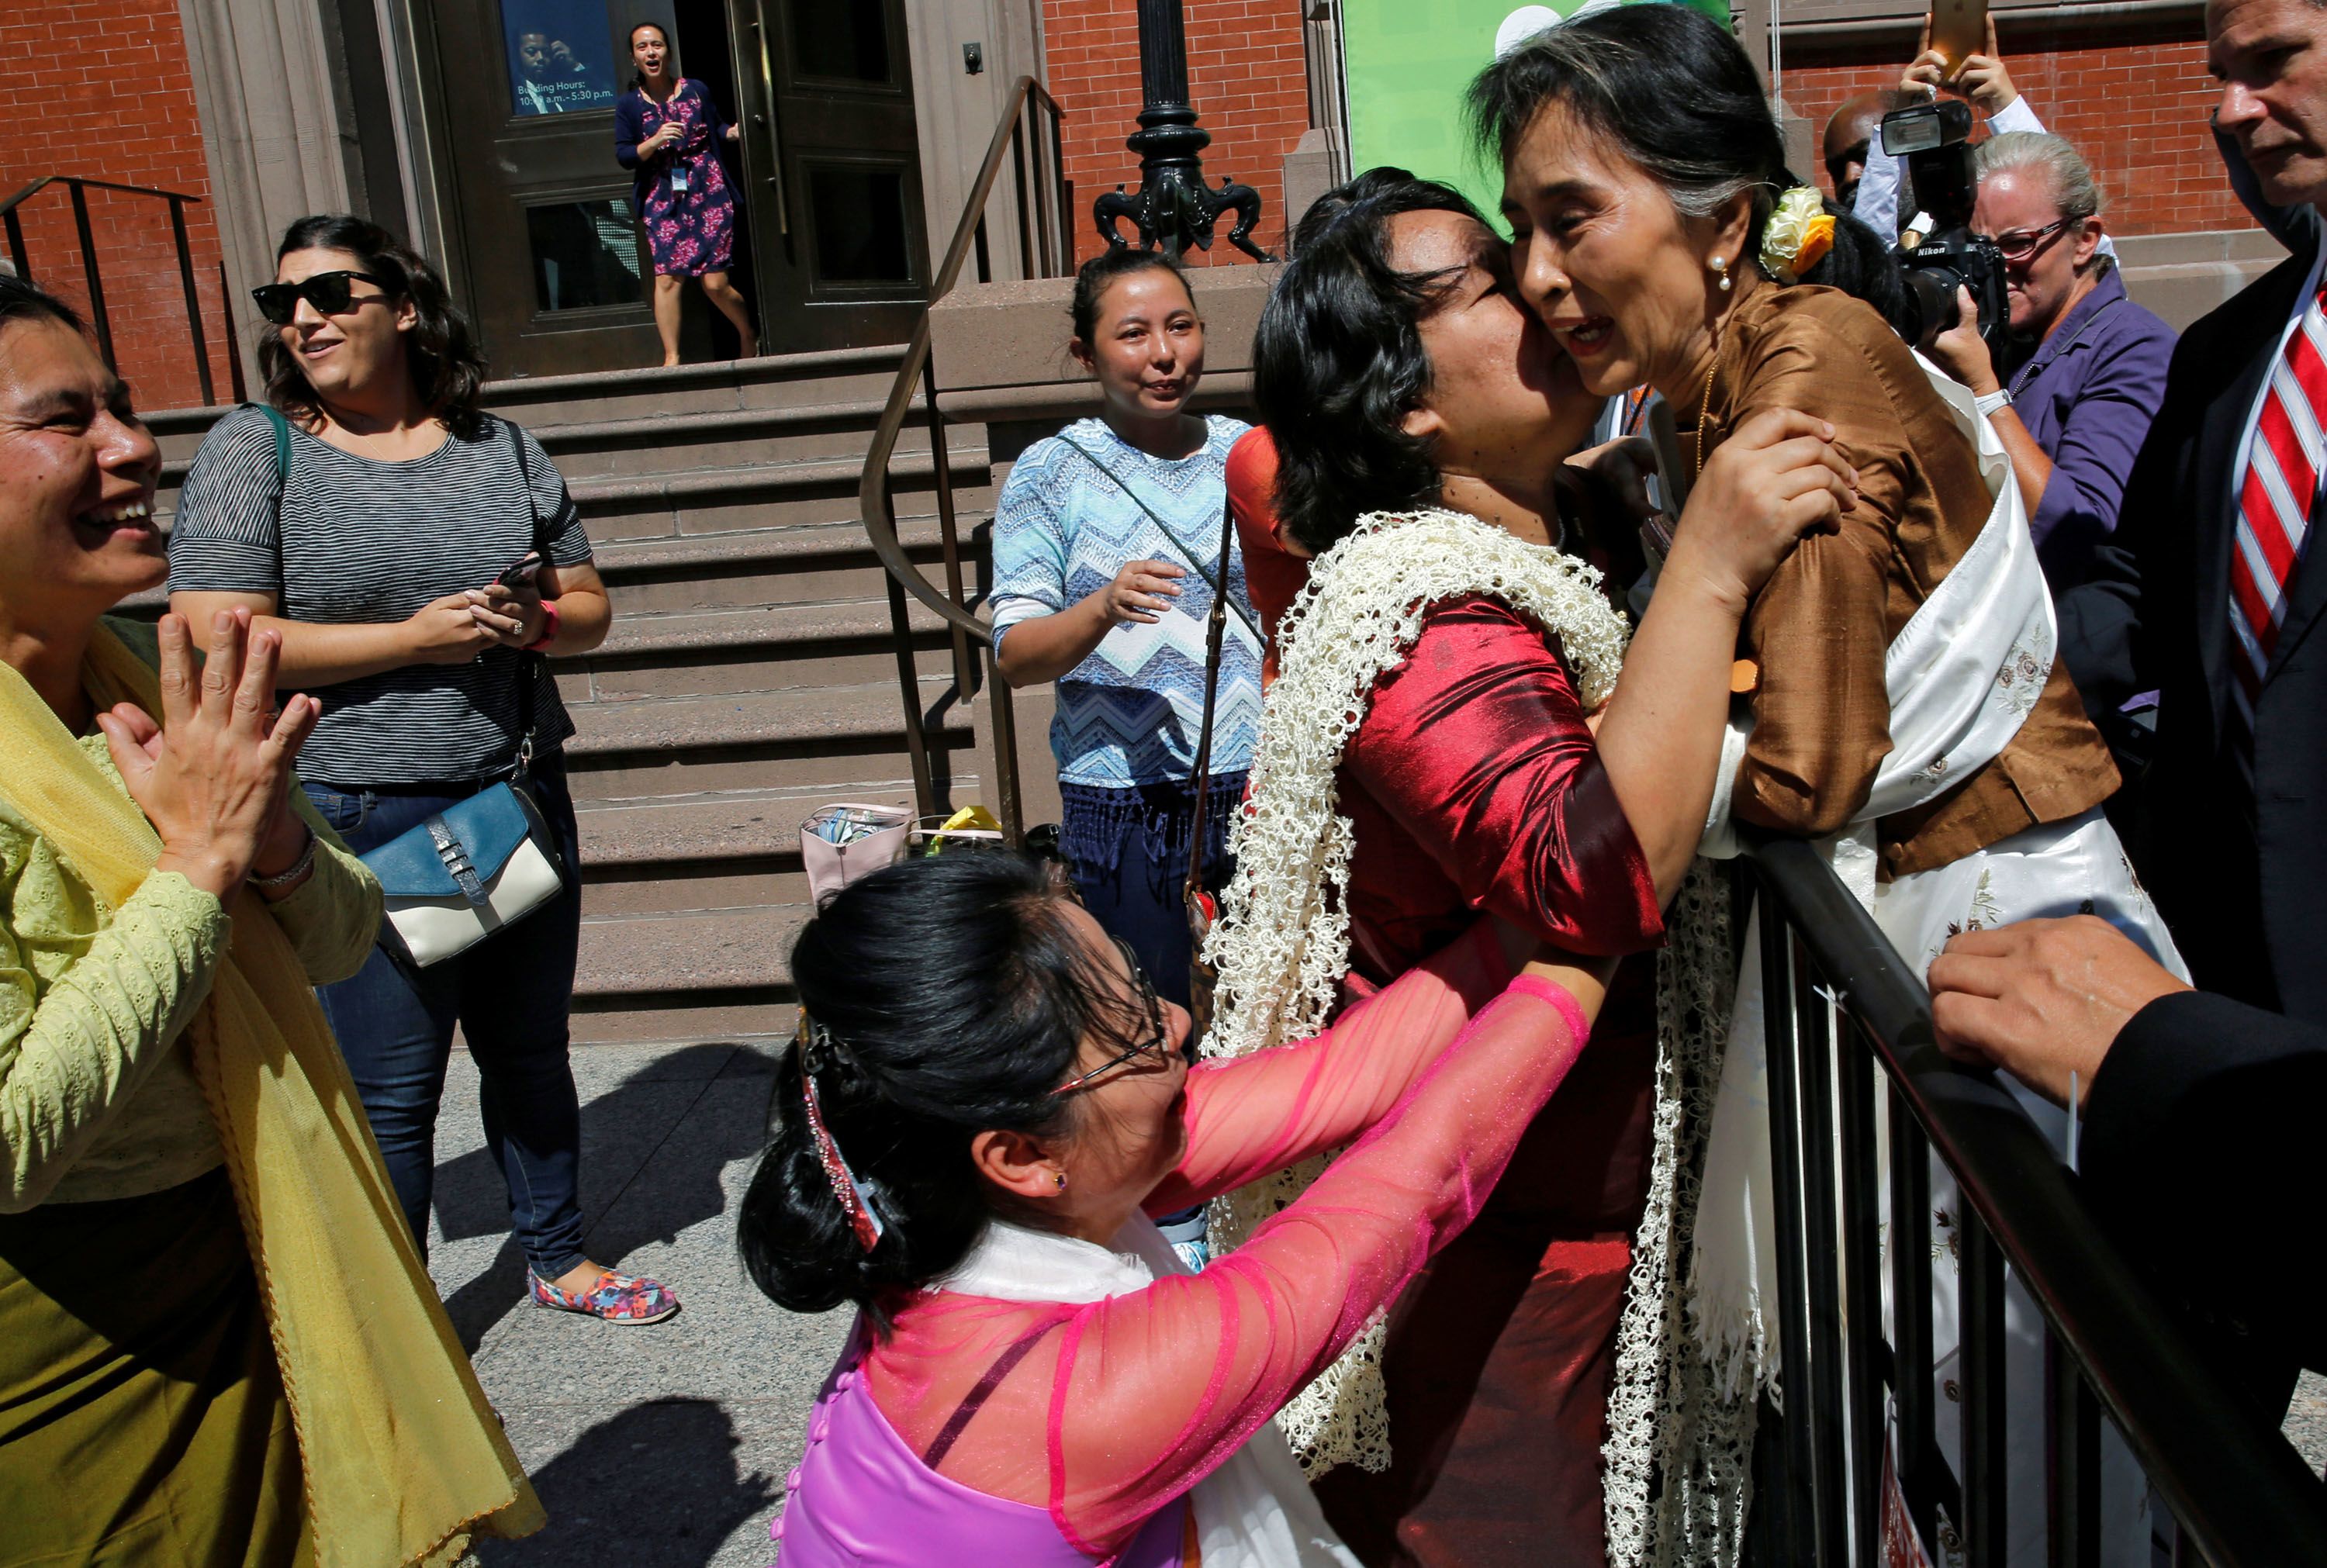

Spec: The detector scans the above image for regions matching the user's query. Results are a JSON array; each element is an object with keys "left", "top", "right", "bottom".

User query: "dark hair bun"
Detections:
[{"left": 737, "top": 850, "right": 1139, "bottom": 1331}]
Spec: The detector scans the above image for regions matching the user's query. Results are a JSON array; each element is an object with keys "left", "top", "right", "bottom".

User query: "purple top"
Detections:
[
  {"left": 2004, "top": 264, "right": 2179, "bottom": 593},
  {"left": 770, "top": 1324, "right": 1186, "bottom": 1566}
]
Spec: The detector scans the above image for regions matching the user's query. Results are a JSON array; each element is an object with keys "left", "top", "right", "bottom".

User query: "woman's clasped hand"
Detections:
[
  {"left": 1668, "top": 407, "right": 1857, "bottom": 610},
  {"left": 402, "top": 580, "right": 550, "bottom": 664},
  {"left": 96, "top": 608, "right": 318, "bottom": 901}
]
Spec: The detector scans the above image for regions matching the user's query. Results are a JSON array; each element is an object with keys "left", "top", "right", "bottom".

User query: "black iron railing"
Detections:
[
  {"left": 1743, "top": 832, "right": 2327, "bottom": 1566},
  {"left": 859, "top": 76, "right": 1071, "bottom": 840},
  {"left": 1, "top": 175, "right": 240, "bottom": 406}
]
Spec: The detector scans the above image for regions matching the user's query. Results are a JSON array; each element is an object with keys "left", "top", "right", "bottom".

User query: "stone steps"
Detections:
[
  {"left": 136, "top": 344, "right": 910, "bottom": 460},
  {"left": 571, "top": 904, "right": 809, "bottom": 1046},
  {"left": 558, "top": 598, "right": 956, "bottom": 702},
  {"left": 560, "top": 677, "right": 973, "bottom": 802},
  {"left": 567, "top": 451, "right": 992, "bottom": 544}
]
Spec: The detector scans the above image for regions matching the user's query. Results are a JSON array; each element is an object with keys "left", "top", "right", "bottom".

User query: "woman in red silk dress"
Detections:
[{"left": 1229, "top": 171, "right": 1852, "bottom": 1564}]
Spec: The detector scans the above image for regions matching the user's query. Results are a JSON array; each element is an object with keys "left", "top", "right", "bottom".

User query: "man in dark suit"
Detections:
[
  {"left": 2013, "top": 0, "right": 2327, "bottom": 1419},
  {"left": 2059, "top": 0, "right": 2327, "bottom": 1027},
  {"left": 1928, "top": 918, "right": 2326, "bottom": 1410}
]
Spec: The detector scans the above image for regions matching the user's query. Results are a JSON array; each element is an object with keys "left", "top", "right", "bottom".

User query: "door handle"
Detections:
[{"left": 752, "top": 6, "right": 790, "bottom": 237}]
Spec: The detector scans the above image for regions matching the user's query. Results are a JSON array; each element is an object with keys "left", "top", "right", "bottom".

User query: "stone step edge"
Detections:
[
  {"left": 587, "top": 513, "right": 956, "bottom": 572},
  {"left": 573, "top": 599, "right": 959, "bottom": 661},
  {"left": 560, "top": 686, "right": 971, "bottom": 760},
  {"left": 139, "top": 344, "right": 911, "bottom": 432},
  {"left": 558, "top": 441, "right": 991, "bottom": 505},
  {"left": 157, "top": 437, "right": 991, "bottom": 496},
  {"left": 571, "top": 906, "right": 811, "bottom": 998}
]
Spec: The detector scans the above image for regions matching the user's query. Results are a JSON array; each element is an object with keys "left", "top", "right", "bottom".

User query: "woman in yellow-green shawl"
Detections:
[{"left": 0, "top": 275, "right": 542, "bottom": 1563}]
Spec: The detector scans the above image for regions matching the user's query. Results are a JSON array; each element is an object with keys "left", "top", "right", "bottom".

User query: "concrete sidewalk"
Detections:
[
  {"left": 431, "top": 1038, "right": 2327, "bottom": 1566},
  {"left": 430, "top": 1038, "right": 842, "bottom": 1567}
]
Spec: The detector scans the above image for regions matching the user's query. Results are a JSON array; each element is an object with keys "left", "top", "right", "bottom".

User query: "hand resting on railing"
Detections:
[{"left": 1930, "top": 914, "right": 2327, "bottom": 1405}]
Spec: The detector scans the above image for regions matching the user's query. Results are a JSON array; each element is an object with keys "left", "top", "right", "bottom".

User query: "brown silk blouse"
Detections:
[{"left": 1679, "top": 285, "right": 2117, "bottom": 879}]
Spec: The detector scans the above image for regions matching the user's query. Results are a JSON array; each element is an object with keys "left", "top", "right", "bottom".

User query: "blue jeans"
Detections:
[{"left": 304, "top": 760, "right": 589, "bottom": 1279}]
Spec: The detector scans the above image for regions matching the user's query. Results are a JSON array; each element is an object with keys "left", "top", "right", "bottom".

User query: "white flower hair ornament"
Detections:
[{"left": 1758, "top": 185, "right": 1838, "bottom": 285}]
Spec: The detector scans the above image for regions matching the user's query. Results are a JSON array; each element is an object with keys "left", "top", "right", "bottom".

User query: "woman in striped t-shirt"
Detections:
[{"left": 169, "top": 215, "right": 678, "bottom": 1326}]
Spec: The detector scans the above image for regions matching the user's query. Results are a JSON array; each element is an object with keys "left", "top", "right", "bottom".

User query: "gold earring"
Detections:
[{"left": 1712, "top": 256, "right": 1731, "bottom": 293}]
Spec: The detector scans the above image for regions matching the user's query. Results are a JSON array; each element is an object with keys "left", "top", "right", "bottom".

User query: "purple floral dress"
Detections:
[{"left": 634, "top": 79, "right": 735, "bottom": 277}]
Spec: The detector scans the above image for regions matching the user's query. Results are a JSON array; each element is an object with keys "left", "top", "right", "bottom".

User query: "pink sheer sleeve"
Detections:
[
  {"left": 1140, "top": 918, "right": 1511, "bottom": 1217},
  {"left": 1044, "top": 976, "right": 1593, "bottom": 1551}
]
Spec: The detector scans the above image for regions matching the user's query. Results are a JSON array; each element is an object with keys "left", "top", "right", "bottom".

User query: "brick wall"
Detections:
[
  {"left": 1042, "top": 0, "right": 1312, "bottom": 267},
  {"left": 1784, "top": 19, "right": 2256, "bottom": 239},
  {"left": 0, "top": 0, "right": 235, "bottom": 410}
]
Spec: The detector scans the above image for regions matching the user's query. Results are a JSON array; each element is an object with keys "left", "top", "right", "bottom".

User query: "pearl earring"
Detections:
[{"left": 1712, "top": 256, "right": 1731, "bottom": 293}]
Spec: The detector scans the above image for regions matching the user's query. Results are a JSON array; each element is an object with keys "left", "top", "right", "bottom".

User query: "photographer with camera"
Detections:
[
  {"left": 1927, "top": 133, "right": 2177, "bottom": 592},
  {"left": 1855, "top": 16, "right": 2042, "bottom": 237}
]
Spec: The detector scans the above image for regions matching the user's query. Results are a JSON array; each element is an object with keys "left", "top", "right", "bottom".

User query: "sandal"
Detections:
[{"left": 528, "top": 1268, "right": 681, "bottom": 1325}]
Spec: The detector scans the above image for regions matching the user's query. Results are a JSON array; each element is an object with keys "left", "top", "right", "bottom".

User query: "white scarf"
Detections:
[
  {"left": 1197, "top": 506, "right": 1633, "bottom": 1476},
  {"left": 938, "top": 1216, "right": 1361, "bottom": 1568},
  {"left": 1601, "top": 354, "right": 2057, "bottom": 1567}
]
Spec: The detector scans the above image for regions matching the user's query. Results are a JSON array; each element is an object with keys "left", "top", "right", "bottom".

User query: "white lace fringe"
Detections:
[
  {"left": 1602, "top": 865, "right": 1758, "bottom": 1567},
  {"left": 1198, "top": 508, "right": 1630, "bottom": 1478}
]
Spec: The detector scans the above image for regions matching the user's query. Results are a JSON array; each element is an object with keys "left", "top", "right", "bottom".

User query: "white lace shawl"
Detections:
[{"left": 1196, "top": 506, "right": 1631, "bottom": 1476}]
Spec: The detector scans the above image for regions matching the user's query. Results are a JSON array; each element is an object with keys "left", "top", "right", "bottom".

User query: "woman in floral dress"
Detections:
[{"left": 614, "top": 23, "right": 756, "bottom": 366}]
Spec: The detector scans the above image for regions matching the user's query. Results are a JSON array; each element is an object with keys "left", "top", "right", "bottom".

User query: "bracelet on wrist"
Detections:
[
  {"left": 247, "top": 831, "right": 318, "bottom": 893},
  {"left": 523, "top": 599, "right": 562, "bottom": 652}
]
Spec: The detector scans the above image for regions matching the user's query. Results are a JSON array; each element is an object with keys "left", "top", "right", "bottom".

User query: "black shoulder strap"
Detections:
[
  {"left": 506, "top": 416, "right": 555, "bottom": 556},
  {"left": 1184, "top": 492, "right": 1238, "bottom": 901},
  {"left": 1055, "top": 433, "right": 1262, "bottom": 645},
  {"left": 503, "top": 415, "right": 550, "bottom": 775}
]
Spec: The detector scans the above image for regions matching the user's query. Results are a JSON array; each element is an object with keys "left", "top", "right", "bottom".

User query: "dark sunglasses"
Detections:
[
  {"left": 1051, "top": 938, "right": 1173, "bottom": 1097},
  {"left": 250, "top": 271, "right": 393, "bottom": 326}
]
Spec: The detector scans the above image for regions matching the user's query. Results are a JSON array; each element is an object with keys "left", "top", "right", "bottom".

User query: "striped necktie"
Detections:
[{"left": 2228, "top": 279, "right": 2325, "bottom": 751}]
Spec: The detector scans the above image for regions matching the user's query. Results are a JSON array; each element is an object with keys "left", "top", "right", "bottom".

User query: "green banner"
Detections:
[{"left": 1340, "top": 0, "right": 1731, "bottom": 230}]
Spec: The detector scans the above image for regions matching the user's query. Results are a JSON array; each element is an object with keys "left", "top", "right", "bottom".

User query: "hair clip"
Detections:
[{"left": 800, "top": 1017, "right": 885, "bottom": 1252}]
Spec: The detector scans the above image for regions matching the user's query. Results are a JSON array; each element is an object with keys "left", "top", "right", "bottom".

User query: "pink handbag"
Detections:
[{"left": 800, "top": 803, "right": 913, "bottom": 906}]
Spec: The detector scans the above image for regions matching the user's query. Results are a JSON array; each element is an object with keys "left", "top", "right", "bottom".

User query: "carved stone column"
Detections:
[{"left": 175, "top": 0, "right": 361, "bottom": 378}]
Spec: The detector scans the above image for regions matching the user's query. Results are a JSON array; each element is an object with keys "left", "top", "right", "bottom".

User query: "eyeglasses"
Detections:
[
  {"left": 250, "top": 271, "right": 393, "bottom": 326},
  {"left": 1986, "top": 219, "right": 2073, "bottom": 263},
  {"left": 1050, "top": 938, "right": 1174, "bottom": 1097}
]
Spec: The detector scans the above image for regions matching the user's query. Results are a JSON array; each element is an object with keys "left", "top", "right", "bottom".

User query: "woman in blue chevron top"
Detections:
[{"left": 991, "top": 250, "right": 1260, "bottom": 1188}]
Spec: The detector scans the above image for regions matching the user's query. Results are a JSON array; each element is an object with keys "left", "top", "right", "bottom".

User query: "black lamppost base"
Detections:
[{"left": 1091, "top": 0, "right": 1278, "bottom": 262}]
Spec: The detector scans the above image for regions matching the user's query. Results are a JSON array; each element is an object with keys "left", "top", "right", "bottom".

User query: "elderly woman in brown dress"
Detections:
[
  {"left": 0, "top": 274, "right": 539, "bottom": 1563},
  {"left": 1473, "top": 10, "right": 2183, "bottom": 1563}
]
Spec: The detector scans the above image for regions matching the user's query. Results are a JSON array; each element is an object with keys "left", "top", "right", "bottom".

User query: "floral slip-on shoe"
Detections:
[{"left": 527, "top": 1268, "right": 682, "bottom": 1325}]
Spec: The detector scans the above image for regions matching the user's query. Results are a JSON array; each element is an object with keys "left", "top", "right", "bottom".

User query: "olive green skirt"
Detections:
[{"left": 0, "top": 1166, "right": 306, "bottom": 1566}]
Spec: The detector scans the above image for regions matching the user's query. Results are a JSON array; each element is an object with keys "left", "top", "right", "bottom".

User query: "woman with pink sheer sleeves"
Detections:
[{"left": 737, "top": 848, "right": 1609, "bottom": 1565}]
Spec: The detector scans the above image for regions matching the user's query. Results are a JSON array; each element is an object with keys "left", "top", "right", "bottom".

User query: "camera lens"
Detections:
[{"left": 1898, "top": 266, "right": 1963, "bottom": 352}]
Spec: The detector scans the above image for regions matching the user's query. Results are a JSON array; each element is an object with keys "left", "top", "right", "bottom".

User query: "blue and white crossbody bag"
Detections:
[{"left": 362, "top": 417, "right": 567, "bottom": 966}]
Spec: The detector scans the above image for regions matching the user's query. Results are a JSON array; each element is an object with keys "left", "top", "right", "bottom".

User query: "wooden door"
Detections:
[
  {"left": 425, "top": 0, "right": 676, "bottom": 376},
  {"left": 726, "top": 0, "right": 930, "bottom": 352}
]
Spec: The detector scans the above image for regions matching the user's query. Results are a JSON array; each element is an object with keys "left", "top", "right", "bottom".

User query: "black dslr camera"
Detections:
[{"left": 1879, "top": 98, "right": 2010, "bottom": 357}]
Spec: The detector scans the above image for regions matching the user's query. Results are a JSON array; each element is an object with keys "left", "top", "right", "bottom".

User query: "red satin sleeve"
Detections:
[
  {"left": 1225, "top": 426, "right": 1307, "bottom": 685},
  {"left": 1340, "top": 596, "right": 1663, "bottom": 962}
]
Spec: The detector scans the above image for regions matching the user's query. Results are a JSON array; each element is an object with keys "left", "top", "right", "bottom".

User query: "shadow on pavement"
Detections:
[
  {"left": 432, "top": 1042, "right": 776, "bottom": 1349},
  {"left": 481, "top": 1397, "right": 779, "bottom": 1565}
]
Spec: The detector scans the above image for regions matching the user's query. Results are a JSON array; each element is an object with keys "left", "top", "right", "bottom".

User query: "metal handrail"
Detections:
[
  {"left": 1742, "top": 832, "right": 2327, "bottom": 1565},
  {"left": 1, "top": 174, "right": 233, "bottom": 406},
  {"left": 859, "top": 76, "right": 1072, "bottom": 834}
]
